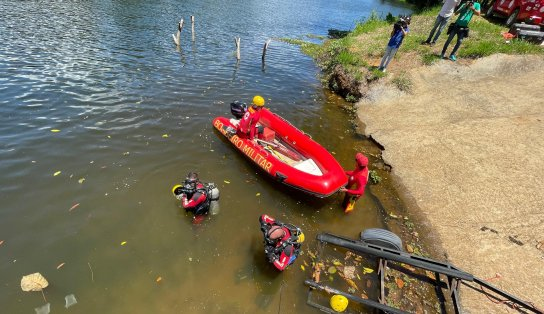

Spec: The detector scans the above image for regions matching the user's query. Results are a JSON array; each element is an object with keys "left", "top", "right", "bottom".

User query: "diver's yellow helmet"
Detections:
[
  {"left": 252, "top": 95, "right": 265, "bottom": 107},
  {"left": 330, "top": 295, "right": 348, "bottom": 312}
]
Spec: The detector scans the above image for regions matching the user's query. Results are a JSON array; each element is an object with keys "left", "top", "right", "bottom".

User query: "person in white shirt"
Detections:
[{"left": 423, "top": 0, "right": 461, "bottom": 45}]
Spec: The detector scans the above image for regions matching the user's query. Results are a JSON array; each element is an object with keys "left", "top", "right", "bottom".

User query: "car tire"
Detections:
[
  {"left": 506, "top": 8, "right": 519, "bottom": 26},
  {"left": 485, "top": 2, "right": 496, "bottom": 17},
  {"left": 360, "top": 228, "right": 403, "bottom": 251}
]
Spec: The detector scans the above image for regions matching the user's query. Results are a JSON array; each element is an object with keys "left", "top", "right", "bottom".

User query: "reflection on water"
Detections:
[{"left": 0, "top": 0, "right": 411, "bottom": 312}]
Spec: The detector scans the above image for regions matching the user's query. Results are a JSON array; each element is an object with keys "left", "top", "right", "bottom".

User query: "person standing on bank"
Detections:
[
  {"left": 441, "top": 0, "right": 481, "bottom": 61},
  {"left": 339, "top": 153, "right": 369, "bottom": 213},
  {"left": 423, "top": 0, "right": 461, "bottom": 45},
  {"left": 378, "top": 16, "right": 410, "bottom": 72}
]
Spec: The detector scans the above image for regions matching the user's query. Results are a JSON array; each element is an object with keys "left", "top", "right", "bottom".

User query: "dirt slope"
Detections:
[{"left": 357, "top": 54, "right": 544, "bottom": 313}]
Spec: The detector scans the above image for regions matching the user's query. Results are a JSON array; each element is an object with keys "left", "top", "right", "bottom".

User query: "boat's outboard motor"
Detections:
[{"left": 230, "top": 101, "right": 247, "bottom": 119}]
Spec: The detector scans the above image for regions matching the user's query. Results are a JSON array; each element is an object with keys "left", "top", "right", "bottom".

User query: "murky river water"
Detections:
[{"left": 0, "top": 0, "right": 412, "bottom": 312}]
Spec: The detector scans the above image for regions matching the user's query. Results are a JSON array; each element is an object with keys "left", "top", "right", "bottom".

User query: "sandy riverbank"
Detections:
[{"left": 357, "top": 54, "right": 544, "bottom": 312}]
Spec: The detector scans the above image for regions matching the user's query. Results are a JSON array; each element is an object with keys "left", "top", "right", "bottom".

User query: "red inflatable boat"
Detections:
[{"left": 212, "top": 108, "right": 347, "bottom": 197}]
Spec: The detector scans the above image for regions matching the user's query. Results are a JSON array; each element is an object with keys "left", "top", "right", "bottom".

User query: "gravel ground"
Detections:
[{"left": 356, "top": 54, "right": 544, "bottom": 313}]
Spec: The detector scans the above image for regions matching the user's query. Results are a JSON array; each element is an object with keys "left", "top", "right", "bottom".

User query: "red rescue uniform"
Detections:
[
  {"left": 181, "top": 182, "right": 208, "bottom": 215},
  {"left": 342, "top": 153, "right": 369, "bottom": 212},
  {"left": 237, "top": 105, "right": 261, "bottom": 140},
  {"left": 259, "top": 214, "right": 299, "bottom": 271}
]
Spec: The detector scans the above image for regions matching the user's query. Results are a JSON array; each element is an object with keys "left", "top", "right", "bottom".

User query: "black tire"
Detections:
[
  {"left": 506, "top": 8, "right": 519, "bottom": 27},
  {"left": 360, "top": 228, "right": 403, "bottom": 251},
  {"left": 485, "top": 2, "right": 496, "bottom": 17}
]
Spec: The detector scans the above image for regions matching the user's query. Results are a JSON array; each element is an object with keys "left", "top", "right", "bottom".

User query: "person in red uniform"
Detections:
[
  {"left": 237, "top": 95, "right": 265, "bottom": 140},
  {"left": 259, "top": 214, "right": 304, "bottom": 271},
  {"left": 177, "top": 172, "right": 209, "bottom": 216},
  {"left": 340, "top": 153, "right": 369, "bottom": 213}
]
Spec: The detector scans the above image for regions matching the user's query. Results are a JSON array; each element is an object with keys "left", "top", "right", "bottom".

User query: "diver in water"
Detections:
[
  {"left": 259, "top": 214, "right": 304, "bottom": 271},
  {"left": 172, "top": 172, "right": 219, "bottom": 217}
]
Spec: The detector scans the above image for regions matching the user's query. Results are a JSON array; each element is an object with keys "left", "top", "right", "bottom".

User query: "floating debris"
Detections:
[
  {"left": 50, "top": 129, "right": 61, "bottom": 133},
  {"left": 21, "top": 273, "right": 49, "bottom": 292},
  {"left": 78, "top": 178, "right": 85, "bottom": 184},
  {"left": 69, "top": 203, "right": 80, "bottom": 212},
  {"left": 343, "top": 266, "right": 356, "bottom": 279},
  {"left": 35, "top": 303, "right": 50, "bottom": 314},
  {"left": 53, "top": 171, "right": 62, "bottom": 176},
  {"left": 56, "top": 262, "right": 65, "bottom": 270},
  {"left": 156, "top": 276, "right": 162, "bottom": 283},
  {"left": 65, "top": 294, "right": 77, "bottom": 308},
  {"left": 120, "top": 241, "right": 127, "bottom": 246}
]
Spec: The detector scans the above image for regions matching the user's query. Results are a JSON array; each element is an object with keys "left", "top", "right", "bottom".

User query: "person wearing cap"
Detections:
[
  {"left": 237, "top": 95, "right": 265, "bottom": 140},
  {"left": 378, "top": 16, "right": 410, "bottom": 72},
  {"left": 259, "top": 214, "right": 304, "bottom": 271},
  {"left": 340, "top": 153, "right": 369, "bottom": 213}
]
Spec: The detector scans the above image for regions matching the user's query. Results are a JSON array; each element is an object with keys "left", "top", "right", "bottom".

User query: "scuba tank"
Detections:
[{"left": 206, "top": 183, "right": 220, "bottom": 215}]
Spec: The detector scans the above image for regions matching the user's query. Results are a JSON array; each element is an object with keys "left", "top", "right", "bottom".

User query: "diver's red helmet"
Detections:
[{"left": 355, "top": 153, "right": 368, "bottom": 168}]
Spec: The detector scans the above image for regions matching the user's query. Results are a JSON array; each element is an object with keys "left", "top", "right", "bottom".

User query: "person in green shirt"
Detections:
[{"left": 441, "top": 0, "right": 481, "bottom": 61}]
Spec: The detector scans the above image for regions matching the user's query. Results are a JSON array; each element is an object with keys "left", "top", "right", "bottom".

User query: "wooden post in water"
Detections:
[
  {"left": 262, "top": 39, "right": 271, "bottom": 62},
  {"left": 172, "top": 18, "right": 184, "bottom": 46},
  {"left": 235, "top": 37, "right": 241, "bottom": 60},
  {"left": 191, "top": 16, "right": 195, "bottom": 41}
]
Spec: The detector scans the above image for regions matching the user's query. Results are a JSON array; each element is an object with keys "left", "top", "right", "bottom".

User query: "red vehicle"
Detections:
[{"left": 486, "top": 0, "right": 544, "bottom": 26}]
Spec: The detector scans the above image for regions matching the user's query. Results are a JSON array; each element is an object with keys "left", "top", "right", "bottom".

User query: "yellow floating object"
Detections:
[
  {"left": 330, "top": 295, "right": 348, "bottom": 312},
  {"left": 162, "top": 134, "right": 169, "bottom": 138},
  {"left": 121, "top": 241, "right": 127, "bottom": 246},
  {"left": 362, "top": 267, "right": 374, "bottom": 274},
  {"left": 300, "top": 265, "right": 305, "bottom": 271},
  {"left": 224, "top": 180, "right": 230, "bottom": 184},
  {"left": 256, "top": 193, "right": 261, "bottom": 196},
  {"left": 51, "top": 129, "right": 61, "bottom": 133},
  {"left": 53, "top": 171, "right": 61, "bottom": 176},
  {"left": 297, "top": 232, "right": 305, "bottom": 243},
  {"left": 172, "top": 184, "right": 182, "bottom": 196}
]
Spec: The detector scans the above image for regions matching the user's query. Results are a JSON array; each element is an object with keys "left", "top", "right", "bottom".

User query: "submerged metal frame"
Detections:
[{"left": 304, "top": 232, "right": 542, "bottom": 314}]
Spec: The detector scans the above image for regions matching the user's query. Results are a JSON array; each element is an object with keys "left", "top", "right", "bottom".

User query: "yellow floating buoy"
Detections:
[{"left": 330, "top": 294, "right": 348, "bottom": 312}]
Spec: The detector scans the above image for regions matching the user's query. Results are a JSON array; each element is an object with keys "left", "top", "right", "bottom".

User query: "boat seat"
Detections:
[
  {"left": 229, "top": 118, "right": 240, "bottom": 127},
  {"left": 294, "top": 159, "right": 323, "bottom": 176}
]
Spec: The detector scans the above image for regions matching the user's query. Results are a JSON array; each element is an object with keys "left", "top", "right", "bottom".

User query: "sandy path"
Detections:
[{"left": 357, "top": 54, "right": 544, "bottom": 313}]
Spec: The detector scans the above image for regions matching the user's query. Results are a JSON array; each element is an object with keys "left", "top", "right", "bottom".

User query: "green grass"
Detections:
[
  {"left": 352, "top": 11, "right": 391, "bottom": 36},
  {"left": 277, "top": 38, "right": 323, "bottom": 59},
  {"left": 391, "top": 72, "right": 413, "bottom": 93}
]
